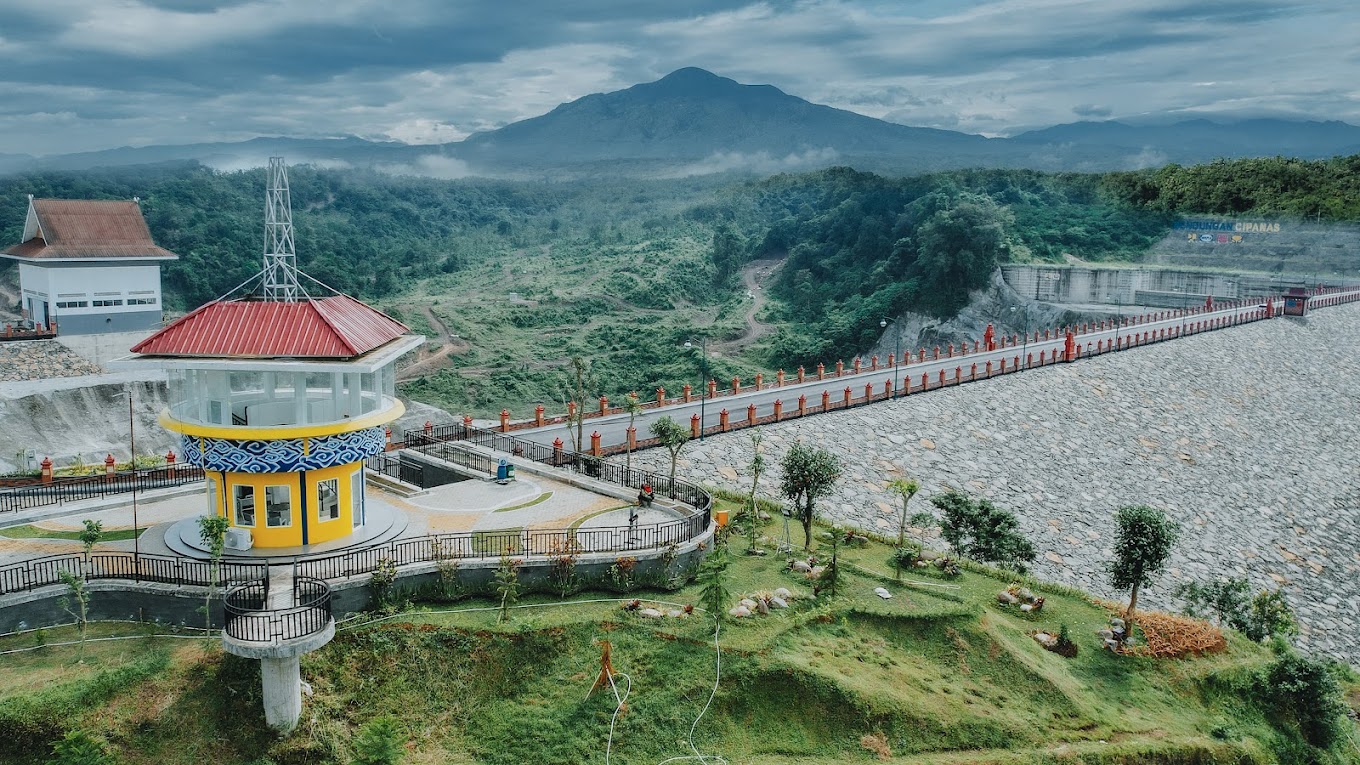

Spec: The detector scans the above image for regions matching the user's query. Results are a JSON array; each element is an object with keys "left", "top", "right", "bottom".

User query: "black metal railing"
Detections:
[
  {"left": 223, "top": 575, "right": 332, "bottom": 643},
  {"left": 0, "top": 552, "right": 268, "bottom": 596},
  {"left": 0, "top": 466, "right": 206, "bottom": 514},
  {"left": 292, "top": 512, "right": 709, "bottom": 581},
  {"left": 403, "top": 423, "right": 713, "bottom": 519}
]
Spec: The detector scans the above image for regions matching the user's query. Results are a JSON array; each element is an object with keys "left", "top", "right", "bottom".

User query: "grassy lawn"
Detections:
[
  {"left": 0, "top": 525, "right": 147, "bottom": 542},
  {"left": 0, "top": 502, "right": 1353, "bottom": 764}
]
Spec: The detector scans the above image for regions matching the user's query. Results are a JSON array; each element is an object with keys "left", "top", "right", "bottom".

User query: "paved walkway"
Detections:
[{"left": 0, "top": 472, "right": 660, "bottom": 566}]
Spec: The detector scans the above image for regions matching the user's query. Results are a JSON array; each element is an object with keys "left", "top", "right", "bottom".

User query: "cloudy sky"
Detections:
[{"left": 1, "top": 0, "right": 1356, "bottom": 156}]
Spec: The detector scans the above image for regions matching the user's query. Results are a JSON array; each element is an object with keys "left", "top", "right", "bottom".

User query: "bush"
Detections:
[
  {"left": 46, "top": 730, "right": 114, "bottom": 765},
  {"left": 931, "top": 491, "right": 1036, "bottom": 572},
  {"left": 1257, "top": 651, "right": 1348, "bottom": 749},
  {"left": 351, "top": 716, "right": 404, "bottom": 765}
]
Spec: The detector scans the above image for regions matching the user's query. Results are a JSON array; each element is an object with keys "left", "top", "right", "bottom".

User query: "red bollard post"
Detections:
[
  {"left": 500, "top": 409, "right": 511, "bottom": 432},
  {"left": 105, "top": 454, "right": 116, "bottom": 480},
  {"left": 777, "top": 369, "right": 785, "bottom": 387},
  {"left": 590, "top": 431, "right": 602, "bottom": 456},
  {"left": 552, "top": 438, "right": 564, "bottom": 465},
  {"left": 820, "top": 390, "right": 830, "bottom": 410},
  {"left": 754, "top": 373, "right": 763, "bottom": 390},
  {"left": 166, "top": 449, "right": 177, "bottom": 476},
  {"left": 798, "top": 365, "right": 806, "bottom": 383},
  {"left": 835, "top": 360, "right": 844, "bottom": 377},
  {"left": 384, "top": 426, "right": 392, "bottom": 449},
  {"left": 719, "top": 409, "right": 730, "bottom": 431},
  {"left": 970, "top": 362, "right": 977, "bottom": 380},
  {"left": 567, "top": 401, "right": 577, "bottom": 421},
  {"left": 864, "top": 381, "right": 874, "bottom": 400},
  {"left": 746, "top": 403, "right": 757, "bottom": 424},
  {"left": 626, "top": 426, "right": 636, "bottom": 451},
  {"left": 921, "top": 372, "right": 929, "bottom": 390},
  {"left": 656, "top": 387, "right": 666, "bottom": 406},
  {"left": 1064, "top": 331, "right": 1076, "bottom": 362},
  {"left": 883, "top": 379, "right": 892, "bottom": 397},
  {"left": 984, "top": 323, "right": 996, "bottom": 351},
  {"left": 690, "top": 413, "right": 701, "bottom": 438},
  {"left": 817, "top": 363, "right": 825, "bottom": 380},
  {"left": 798, "top": 394, "right": 807, "bottom": 416},
  {"left": 986, "top": 360, "right": 993, "bottom": 377},
  {"left": 683, "top": 383, "right": 693, "bottom": 403},
  {"left": 870, "top": 355, "right": 878, "bottom": 371},
  {"left": 708, "top": 379, "right": 718, "bottom": 399},
  {"left": 955, "top": 366, "right": 962, "bottom": 384},
  {"left": 598, "top": 396, "right": 609, "bottom": 415},
  {"left": 853, "top": 357, "right": 862, "bottom": 375},
  {"left": 535, "top": 404, "right": 545, "bottom": 427},
  {"left": 774, "top": 399, "right": 784, "bottom": 421},
  {"left": 843, "top": 386, "right": 852, "bottom": 407}
]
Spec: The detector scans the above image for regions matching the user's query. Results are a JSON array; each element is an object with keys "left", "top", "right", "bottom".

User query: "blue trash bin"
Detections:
[{"left": 497, "top": 458, "right": 508, "bottom": 481}]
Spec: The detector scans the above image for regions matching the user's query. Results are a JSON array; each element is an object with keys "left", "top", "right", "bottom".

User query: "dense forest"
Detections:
[{"left": 2, "top": 154, "right": 1355, "bottom": 414}]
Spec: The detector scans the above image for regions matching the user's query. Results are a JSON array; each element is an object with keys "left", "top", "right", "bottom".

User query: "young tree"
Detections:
[
  {"left": 494, "top": 556, "right": 521, "bottom": 624},
  {"left": 649, "top": 416, "right": 691, "bottom": 497},
  {"left": 57, "top": 570, "right": 90, "bottom": 663},
  {"left": 622, "top": 391, "right": 643, "bottom": 472},
  {"left": 886, "top": 477, "right": 920, "bottom": 549},
  {"left": 778, "top": 443, "right": 842, "bottom": 549},
  {"left": 77, "top": 520, "right": 104, "bottom": 565},
  {"left": 351, "top": 716, "right": 405, "bottom": 765},
  {"left": 561, "top": 356, "right": 596, "bottom": 453},
  {"left": 697, "top": 545, "right": 730, "bottom": 621},
  {"left": 1108, "top": 505, "right": 1180, "bottom": 634},
  {"left": 931, "top": 491, "right": 1036, "bottom": 572},
  {"left": 198, "top": 515, "right": 230, "bottom": 634},
  {"left": 1244, "top": 589, "right": 1298, "bottom": 642},
  {"left": 745, "top": 430, "right": 766, "bottom": 554}
]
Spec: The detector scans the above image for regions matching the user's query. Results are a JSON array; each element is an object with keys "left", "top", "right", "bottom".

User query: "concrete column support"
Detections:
[{"left": 261, "top": 655, "right": 303, "bottom": 733}]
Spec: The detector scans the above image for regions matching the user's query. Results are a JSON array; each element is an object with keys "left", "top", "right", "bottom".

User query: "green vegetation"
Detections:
[
  {"left": 778, "top": 442, "right": 843, "bottom": 549},
  {"left": 1176, "top": 578, "right": 1300, "bottom": 643},
  {"left": 0, "top": 525, "right": 145, "bottom": 542},
  {"left": 1108, "top": 505, "right": 1181, "bottom": 634},
  {"left": 931, "top": 490, "right": 1037, "bottom": 573},
  {"left": 0, "top": 505, "right": 1355, "bottom": 764},
  {"left": 5, "top": 155, "right": 1356, "bottom": 417}
]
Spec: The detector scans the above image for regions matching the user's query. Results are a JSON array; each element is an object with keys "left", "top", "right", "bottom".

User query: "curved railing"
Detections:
[{"left": 223, "top": 576, "right": 332, "bottom": 643}]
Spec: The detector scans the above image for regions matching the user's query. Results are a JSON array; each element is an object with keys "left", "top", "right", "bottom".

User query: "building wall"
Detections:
[
  {"left": 207, "top": 461, "right": 365, "bottom": 548},
  {"left": 17, "top": 261, "right": 164, "bottom": 334}
]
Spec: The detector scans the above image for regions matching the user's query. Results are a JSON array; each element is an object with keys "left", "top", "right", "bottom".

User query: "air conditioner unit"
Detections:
[{"left": 224, "top": 527, "right": 254, "bottom": 551}]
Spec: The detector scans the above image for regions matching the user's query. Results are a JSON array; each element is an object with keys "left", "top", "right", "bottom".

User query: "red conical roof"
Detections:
[{"left": 131, "top": 294, "right": 408, "bottom": 359}]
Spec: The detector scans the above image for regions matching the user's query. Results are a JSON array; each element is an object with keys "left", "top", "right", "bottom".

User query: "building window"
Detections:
[
  {"left": 127, "top": 297, "right": 157, "bottom": 305},
  {"left": 92, "top": 299, "right": 123, "bottom": 307},
  {"left": 351, "top": 470, "right": 364, "bottom": 527},
  {"left": 265, "top": 485, "right": 292, "bottom": 527},
  {"left": 233, "top": 485, "right": 255, "bottom": 527},
  {"left": 207, "top": 477, "right": 220, "bottom": 518},
  {"left": 318, "top": 478, "right": 340, "bottom": 522},
  {"left": 55, "top": 301, "right": 88, "bottom": 309}
]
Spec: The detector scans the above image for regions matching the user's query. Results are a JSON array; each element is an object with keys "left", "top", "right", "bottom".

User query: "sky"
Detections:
[{"left": 1, "top": 0, "right": 1357, "bottom": 156}]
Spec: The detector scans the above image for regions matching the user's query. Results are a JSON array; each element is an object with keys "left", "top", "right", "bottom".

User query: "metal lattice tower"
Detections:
[{"left": 262, "top": 157, "right": 301, "bottom": 301}]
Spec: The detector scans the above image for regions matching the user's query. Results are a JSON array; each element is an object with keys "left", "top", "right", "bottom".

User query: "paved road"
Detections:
[{"left": 504, "top": 292, "right": 1359, "bottom": 451}]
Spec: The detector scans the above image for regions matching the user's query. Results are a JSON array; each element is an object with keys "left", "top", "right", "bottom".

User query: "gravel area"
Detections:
[
  {"left": 633, "top": 304, "right": 1360, "bottom": 662},
  {"left": 0, "top": 339, "right": 103, "bottom": 381}
]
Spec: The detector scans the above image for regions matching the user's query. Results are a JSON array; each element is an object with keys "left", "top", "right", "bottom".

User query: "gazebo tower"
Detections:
[{"left": 122, "top": 158, "right": 420, "bottom": 549}]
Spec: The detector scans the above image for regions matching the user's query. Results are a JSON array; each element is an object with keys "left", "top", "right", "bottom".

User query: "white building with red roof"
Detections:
[{"left": 1, "top": 196, "right": 178, "bottom": 334}]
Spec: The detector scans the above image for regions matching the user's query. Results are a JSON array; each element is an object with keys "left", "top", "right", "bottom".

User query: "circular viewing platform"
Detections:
[{"left": 222, "top": 573, "right": 335, "bottom": 659}]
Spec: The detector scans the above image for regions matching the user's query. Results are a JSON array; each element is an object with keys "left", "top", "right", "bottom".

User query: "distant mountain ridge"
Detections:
[{"left": 6, "top": 67, "right": 1360, "bottom": 178}]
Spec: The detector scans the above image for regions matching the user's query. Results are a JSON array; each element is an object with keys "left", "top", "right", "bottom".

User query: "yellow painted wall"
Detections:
[{"left": 213, "top": 461, "right": 364, "bottom": 548}]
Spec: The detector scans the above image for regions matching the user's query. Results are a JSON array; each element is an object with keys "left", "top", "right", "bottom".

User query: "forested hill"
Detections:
[{"left": 1, "top": 155, "right": 1356, "bottom": 409}]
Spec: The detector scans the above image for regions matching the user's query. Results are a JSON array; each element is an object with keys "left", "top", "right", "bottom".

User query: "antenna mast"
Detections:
[{"left": 262, "top": 157, "right": 301, "bottom": 301}]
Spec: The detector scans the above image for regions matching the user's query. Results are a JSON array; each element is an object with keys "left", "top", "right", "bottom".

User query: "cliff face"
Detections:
[
  {"left": 0, "top": 376, "right": 174, "bottom": 473},
  {"left": 0, "top": 373, "right": 458, "bottom": 473}
]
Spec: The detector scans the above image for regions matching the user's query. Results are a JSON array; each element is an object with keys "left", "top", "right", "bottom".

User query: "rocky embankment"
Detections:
[
  {"left": 1, "top": 340, "right": 103, "bottom": 381},
  {"left": 633, "top": 304, "right": 1360, "bottom": 662}
]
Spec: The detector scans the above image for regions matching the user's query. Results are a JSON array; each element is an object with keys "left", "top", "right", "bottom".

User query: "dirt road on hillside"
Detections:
[
  {"left": 397, "top": 306, "right": 469, "bottom": 381},
  {"left": 712, "top": 256, "right": 785, "bottom": 355}
]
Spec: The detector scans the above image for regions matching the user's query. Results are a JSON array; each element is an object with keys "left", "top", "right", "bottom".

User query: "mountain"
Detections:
[
  {"left": 7, "top": 68, "right": 1360, "bottom": 178},
  {"left": 1011, "top": 118, "right": 1360, "bottom": 164},
  {"left": 457, "top": 67, "right": 997, "bottom": 170}
]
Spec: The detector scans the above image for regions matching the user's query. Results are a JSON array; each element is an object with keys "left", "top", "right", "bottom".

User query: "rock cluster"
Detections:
[
  {"left": 634, "top": 305, "right": 1360, "bottom": 662},
  {"left": 0, "top": 340, "right": 103, "bottom": 382}
]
